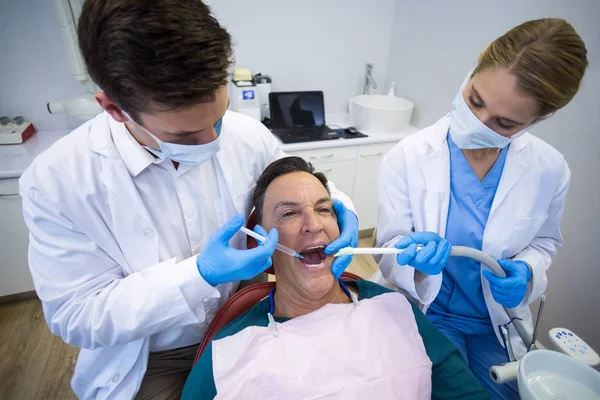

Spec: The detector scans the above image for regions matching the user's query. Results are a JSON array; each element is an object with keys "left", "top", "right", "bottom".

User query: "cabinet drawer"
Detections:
[
  {"left": 357, "top": 142, "right": 397, "bottom": 159},
  {"left": 314, "top": 160, "right": 356, "bottom": 188},
  {"left": 0, "top": 178, "right": 20, "bottom": 196},
  {"left": 0, "top": 178, "right": 33, "bottom": 296},
  {"left": 288, "top": 146, "right": 358, "bottom": 164}
]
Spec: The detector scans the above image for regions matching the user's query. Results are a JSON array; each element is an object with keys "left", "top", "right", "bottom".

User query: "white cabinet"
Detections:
[
  {"left": 286, "top": 140, "right": 399, "bottom": 230},
  {"left": 352, "top": 142, "right": 397, "bottom": 230},
  {"left": 0, "top": 178, "right": 34, "bottom": 296},
  {"left": 287, "top": 146, "right": 358, "bottom": 199}
]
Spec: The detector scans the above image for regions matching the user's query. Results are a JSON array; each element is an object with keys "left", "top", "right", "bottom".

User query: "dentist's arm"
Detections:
[{"left": 21, "top": 186, "right": 274, "bottom": 350}]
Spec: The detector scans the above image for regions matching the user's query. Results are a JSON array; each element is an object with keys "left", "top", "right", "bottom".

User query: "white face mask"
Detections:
[
  {"left": 123, "top": 111, "right": 223, "bottom": 165},
  {"left": 449, "top": 71, "right": 533, "bottom": 150}
]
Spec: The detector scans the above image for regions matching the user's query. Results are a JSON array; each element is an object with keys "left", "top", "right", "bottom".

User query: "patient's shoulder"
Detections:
[{"left": 213, "top": 298, "right": 271, "bottom": 341}]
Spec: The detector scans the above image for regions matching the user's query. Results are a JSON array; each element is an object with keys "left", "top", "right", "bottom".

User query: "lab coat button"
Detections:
[
  {"left": 143, "top": 228, "right": 155, "bottom": 237},
  {"left": 112, "top": 373, "right": 120, "bottom": 383}
]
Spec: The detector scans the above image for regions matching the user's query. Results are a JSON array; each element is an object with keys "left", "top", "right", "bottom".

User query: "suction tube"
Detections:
[{"left": 449, "top": 246, "right": 533, "bottom": 349}]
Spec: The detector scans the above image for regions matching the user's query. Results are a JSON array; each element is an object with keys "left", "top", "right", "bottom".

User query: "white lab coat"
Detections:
[
  {"left": 376, "top": 115, "right": 570, "bottom": 359},
  {"left": 19, "top": 111, "right": 353, "bottom": 399}
]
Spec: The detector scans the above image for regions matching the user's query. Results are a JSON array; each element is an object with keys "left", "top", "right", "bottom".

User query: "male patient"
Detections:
[{"left": 182, "top": 156, "right": 489, "bottom": 399}]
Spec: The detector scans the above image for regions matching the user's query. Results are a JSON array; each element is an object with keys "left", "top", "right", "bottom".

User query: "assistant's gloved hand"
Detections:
[
  {"left": 324, "top": 200, "right": 359, "bottom": 279},
  {"left": 483, "top": 259, "right": 532, "bottom": 309},
  {"left": 197, "top": 214, "right": 278, "bottom": 286},
  {"left": 395, "top": 232, "right": 451, "bottom": 275}
]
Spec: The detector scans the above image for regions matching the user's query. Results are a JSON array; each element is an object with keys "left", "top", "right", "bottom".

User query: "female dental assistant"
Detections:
[{"left": 376, "top": 18, "right": 588, "bottom": 399}]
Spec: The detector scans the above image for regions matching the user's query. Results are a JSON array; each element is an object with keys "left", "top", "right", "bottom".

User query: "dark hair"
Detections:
[
  {"left": 253, "top": 157, "right": 329, "bottom": 224},
  {"left": 78, "top": 0, "right": 233, "bottom": 118}
]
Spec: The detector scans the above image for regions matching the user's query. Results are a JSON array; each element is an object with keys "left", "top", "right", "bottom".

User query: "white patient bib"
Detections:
[{"left": 212, "top": 292, "right": 432, "bottom": 399}]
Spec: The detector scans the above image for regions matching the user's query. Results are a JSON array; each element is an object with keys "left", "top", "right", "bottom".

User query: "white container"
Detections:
[
  {"left": 518, "top": 350, "right": 600, "bottom": 400},
  {"left": 47, "top": 93, "right": 102, "bottom": 121},
  {"left": 349, "top": 94, "right": 414, "bottom": 134}
]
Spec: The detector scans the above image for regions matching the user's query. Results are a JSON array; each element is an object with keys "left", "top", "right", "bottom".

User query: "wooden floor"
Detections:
[
  {"left": 0, "top": 238, "right": 378, "bottom": 399},
  {"left": 0, "top": 299, "right": 79, "bottom": 400}
]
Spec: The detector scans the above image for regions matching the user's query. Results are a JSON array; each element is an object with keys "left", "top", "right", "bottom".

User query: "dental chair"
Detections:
[{"left": 193, "top": 213, "right": 362, "bottom": 364}]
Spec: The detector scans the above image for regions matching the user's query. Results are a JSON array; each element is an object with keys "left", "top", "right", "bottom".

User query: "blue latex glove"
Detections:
[
  {"left": 324, "top": 200, "right": 359, "bottom": 279},
  {"left": 483, "top": 259, "right": 532, "bottom": 309},
  {"left": 395, "top": 232, "right": 451, "bottom": 275},
  {"left": 197, "top": 214, "right": 278, "bottom": 286}
]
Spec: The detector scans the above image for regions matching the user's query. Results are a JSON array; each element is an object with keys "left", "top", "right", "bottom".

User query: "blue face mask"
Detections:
[
  {"left": 123, "top": 111, "right": 223, "bottom": 165},
  {"left": 449, "top": 71, "right": 533, "bottom": 150}
]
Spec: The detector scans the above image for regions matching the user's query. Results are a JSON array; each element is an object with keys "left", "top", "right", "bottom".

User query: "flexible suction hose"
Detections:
[{"left": 449, "top": 246, "right": 532, "bottom": 349}]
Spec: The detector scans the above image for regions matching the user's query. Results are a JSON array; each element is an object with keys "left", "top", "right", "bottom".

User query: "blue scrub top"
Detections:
[{"left": 427, "top": 133, "right": 509, "bottom": 335}]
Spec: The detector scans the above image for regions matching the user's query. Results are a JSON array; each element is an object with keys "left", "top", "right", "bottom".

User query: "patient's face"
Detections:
[{"left": 261, "top": 172, "right": 340, "bottom": 298}]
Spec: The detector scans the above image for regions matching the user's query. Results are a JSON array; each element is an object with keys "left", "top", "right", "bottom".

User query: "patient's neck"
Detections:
[{"left": 273, "top": 280, "right": 352, "bottom": 319}]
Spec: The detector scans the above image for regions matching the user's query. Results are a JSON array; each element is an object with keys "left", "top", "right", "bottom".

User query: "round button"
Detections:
[
  {"left": 112, "top": 373, "right": 120, "bottom": 383},
  {"left": 143, "top": 228, "right": 155, "bottom": 237},
  {"left": 582, "top": 346, "right": 588, "bottom": 350},
  {"left": 568, "top": 333, "right": 573, "bottom": 336}
]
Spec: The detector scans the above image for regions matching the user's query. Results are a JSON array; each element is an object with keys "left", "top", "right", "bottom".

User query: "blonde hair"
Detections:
[{"left": 473, "top": 18, "right": 588, "bottom": 116}]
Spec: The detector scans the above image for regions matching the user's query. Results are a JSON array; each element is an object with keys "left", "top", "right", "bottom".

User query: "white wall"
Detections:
[
  {"left": 387, "top": 0, "right": 600, "bottom": 350},
  {"left": 0, "top": 0, "right": 84, "bottom": 132},
  {"left": 206, "top": 0, "right": 396, "bottom": 115}
]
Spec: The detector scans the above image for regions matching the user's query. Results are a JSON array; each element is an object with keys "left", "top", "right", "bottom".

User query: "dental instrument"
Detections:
[
  {"left": 239, "top": 227, "right": 304, "bottom": 259},
  {"left": 528, "top": 294, "right": 545, "bottom": 352},
  {"left": 499, "top": 324, "right": 517, "bottom": 362},
  {"left": 334, "top": 246, "right": 423, "bottom": 257}
]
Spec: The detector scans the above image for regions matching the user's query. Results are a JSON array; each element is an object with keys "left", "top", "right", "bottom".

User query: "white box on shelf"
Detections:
[{"left": 0, "top": 122, "right": 36, "bottom": 145}]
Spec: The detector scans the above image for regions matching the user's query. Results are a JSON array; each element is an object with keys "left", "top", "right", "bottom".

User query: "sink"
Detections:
[
  {"left": 518, "top": 350, "right": 600, "bottom": 400},
  {"left": 349, "top": 94, "right": 414, "bottom": 134}
]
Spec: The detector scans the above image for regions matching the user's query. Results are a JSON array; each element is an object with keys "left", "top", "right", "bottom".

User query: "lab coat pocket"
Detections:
[{"left": 507, "top": 215, "right": 548, "bottom": 255}]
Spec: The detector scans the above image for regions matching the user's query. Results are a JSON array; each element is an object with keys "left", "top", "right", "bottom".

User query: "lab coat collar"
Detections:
[
  {"left": 87, "top": 113, "right": 154, "bottom": 225},
  {"left": 87, "top": 112, "right": 157, "bottom": 177},
  {"left": 88, "top": 112, "right": 115, "bottom": 157},
  {"left": 109, "top": 116, "right": 156, "bottom": 177},
  {"left": 420, "top": 116, "right": 451, "bottom": 234},
  {"left": 424, "top": 115, "right": 451, "bottom": 152}
]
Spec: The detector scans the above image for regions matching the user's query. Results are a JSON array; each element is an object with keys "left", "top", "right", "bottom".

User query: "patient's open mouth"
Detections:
[{"left": 299, "top": 245, "right": 326, "bottom": 268}]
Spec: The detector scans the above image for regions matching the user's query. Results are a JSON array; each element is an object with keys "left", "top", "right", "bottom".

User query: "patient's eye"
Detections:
[
  {"left": 317, "top": 207, "right": 332, "bottom": 214},
  {"left": 281, "top": 210, "right": 299, "bottom": 218}
]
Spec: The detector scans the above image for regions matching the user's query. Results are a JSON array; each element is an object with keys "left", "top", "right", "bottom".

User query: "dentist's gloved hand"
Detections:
[
  {"left": 197, "top": 214, "right": 278, "bottom": 286},
  {"left": 324, "top": 200, "right": 359, "bottom": 279},
  {"left": 395, "top": 232, "right": 451, "bottom": 275},
  {"left": 483, "top": 259, "right": 532, "bottom": 308}
]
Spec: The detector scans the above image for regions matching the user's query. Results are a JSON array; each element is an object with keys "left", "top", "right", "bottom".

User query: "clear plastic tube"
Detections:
[{"left": 239, "top": 227, "right": 303, "bottom": 259}]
